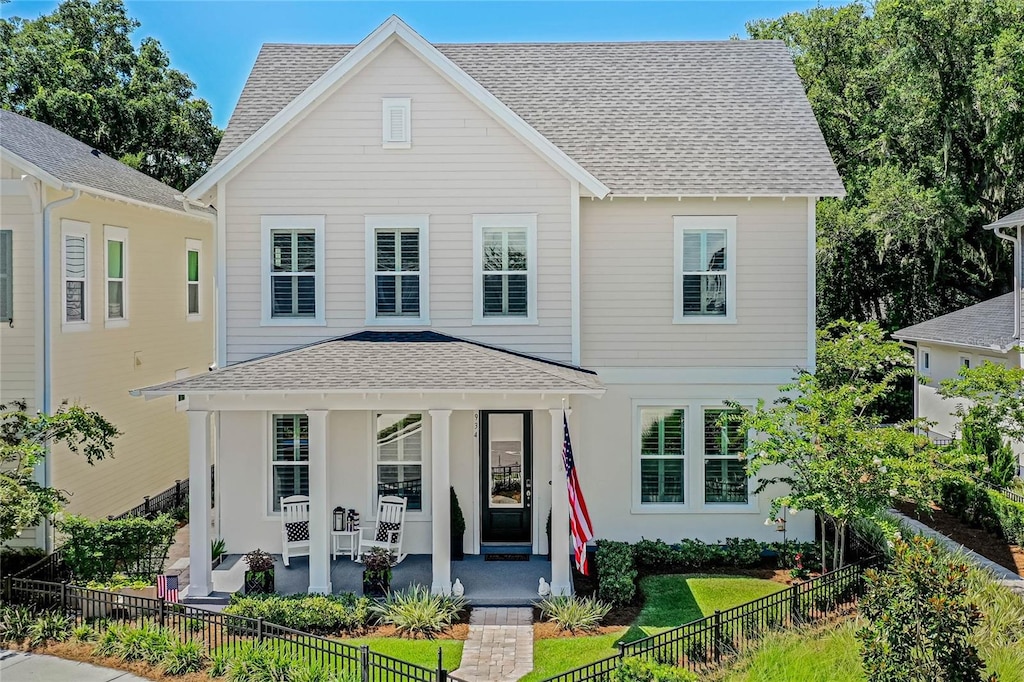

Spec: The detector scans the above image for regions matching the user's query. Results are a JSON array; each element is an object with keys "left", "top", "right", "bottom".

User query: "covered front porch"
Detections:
[{"left": 135, "top": 331, "right": 604, "bottom": 600}]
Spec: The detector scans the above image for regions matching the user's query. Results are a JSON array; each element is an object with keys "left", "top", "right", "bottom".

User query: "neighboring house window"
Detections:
[
  {"left": 271, "top": 414, "right": 309, "bottom": 512},
  {"left": 959, "top": 355, "right": 971, "bottom": 370},
  {"left": 674, "top": 216, "right": 737, "bottom": 324},
  {"left": 61, "top": 220, "right": 89, "bottom": 326},
  {"left": 382, "top": 98, "right": 411, "bottom": 148},
  {"left": 473, "top": 214, "right": 538, "bottom": 323},
  {"left": 703, "top": 408, "right": 749, "bottom": 504},
  {"left": 0, "top": 230, "right": 11, "bottom": 323},
  {"left": 375, "top": 413, "right": 423, "bottom": 511},
  {"left": 365, "top": 215, "right": 429, "bottom": 324},
  {"left": 104, "top": 226, "right": 128, "bottom": 324},
  {"left": 186, "top": 239, "right": 201, "bottom": 318},
  {"left": 919, "top": 347, "right": 931, "bottom": 376},
  {"left": 638, "top": 407, "right": 685, "bottom": 504},
  {"left": 260, "top": 216, "right": 325, "bottom": 325}
]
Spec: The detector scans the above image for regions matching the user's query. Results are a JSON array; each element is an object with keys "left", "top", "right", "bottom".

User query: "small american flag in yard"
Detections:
[{"left": 157, "top": 574, "right": 179, "bottom": 603}]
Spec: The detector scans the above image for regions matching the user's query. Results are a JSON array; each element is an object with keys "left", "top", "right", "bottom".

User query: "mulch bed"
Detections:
[
  {"left": 895, "top": 501, "right": 1024, "bottom": 577},
  {"left": 9, "top": 641, "right": 209, "bottom": 682},
  {"left": 346, "top": 623, "right": 469, "bottom": 640},
  {"left": 533, "top": 622, "right": 627, "bottom": 640}
]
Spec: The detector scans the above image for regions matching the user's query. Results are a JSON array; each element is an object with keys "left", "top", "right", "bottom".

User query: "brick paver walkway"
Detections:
[{"left": 451, "top": 607, "right": 533, "bottom": 682}]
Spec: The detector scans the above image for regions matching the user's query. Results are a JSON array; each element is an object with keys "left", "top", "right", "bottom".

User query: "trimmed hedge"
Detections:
[
  {"left": 631, "top": 538, "right": 820, "bottom": 574},
  {"left": 223, "top": 592, "right": 371, "bottom": 635},
  {"left": 938, "top": 474, "right": 1024, "bottom": 546},
  {"left": 596, "top": 540, "right": 637, "bottom": 606},
  {"left": 58, "top": 514, "right": 177, "bottom": 583}
]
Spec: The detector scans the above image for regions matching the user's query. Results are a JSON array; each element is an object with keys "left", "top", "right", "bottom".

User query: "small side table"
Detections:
[{"left": 331, "top": 530, "right": 360, "bottom": 561}]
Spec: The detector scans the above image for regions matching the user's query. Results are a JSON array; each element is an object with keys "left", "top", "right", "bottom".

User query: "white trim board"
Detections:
[{"left": 183, "top": 16, "right": 610, "bottom": 201}]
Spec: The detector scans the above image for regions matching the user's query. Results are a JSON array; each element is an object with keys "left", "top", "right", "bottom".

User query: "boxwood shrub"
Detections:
[
  {"left": 595, "top": 540, "right": 637, "bottom": 606},
  {"left": 223, "top": 592, "right": 371, "bottom": 635}
]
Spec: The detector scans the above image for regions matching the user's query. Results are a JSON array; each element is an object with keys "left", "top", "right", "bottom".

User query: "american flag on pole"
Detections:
[
  {"left": 157, "top": 574, "right": 179, "bottom": 603},
  {"left": 562, "top": 411, "right": 595, "bottom": 575}
]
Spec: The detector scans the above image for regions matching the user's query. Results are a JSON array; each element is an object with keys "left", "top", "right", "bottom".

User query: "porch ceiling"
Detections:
[{"left": 133, "top": 331, "right": 604, "bottom": 397}]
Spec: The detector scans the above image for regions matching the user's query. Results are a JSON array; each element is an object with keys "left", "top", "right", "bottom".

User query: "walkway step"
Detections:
[{"left": 451, "top": 607, "right": 533, "bottom": 682}]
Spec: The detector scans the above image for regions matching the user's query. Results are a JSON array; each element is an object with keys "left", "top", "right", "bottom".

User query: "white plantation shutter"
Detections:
[
  {"left": 382, "top": 98, "right": 411, "bottom": 146},
  {"left": 0, "top": 230, "right": 11, "bottom": 322}
]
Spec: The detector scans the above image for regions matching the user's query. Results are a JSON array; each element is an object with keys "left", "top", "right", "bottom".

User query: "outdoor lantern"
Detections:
[{"left": 333, "top": 507, "right": 346, "bottom": 532}]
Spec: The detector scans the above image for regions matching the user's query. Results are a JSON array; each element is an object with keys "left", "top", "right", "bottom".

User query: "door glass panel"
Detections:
[{"left": 488, "top": 413, "right": 524, "bottom": 508}]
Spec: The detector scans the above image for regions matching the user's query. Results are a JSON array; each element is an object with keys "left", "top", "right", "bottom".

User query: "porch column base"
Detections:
[
  {"left": 308, "top": 584, "right": 333, "bottom": 595},
  {"left": 430, "top": 409, "right": 453, "bottom": 595}
]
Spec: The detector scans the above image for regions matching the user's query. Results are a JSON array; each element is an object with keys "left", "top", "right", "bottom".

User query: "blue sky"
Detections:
[{"left": 3, "top": 1, "right": 841, "bottom": 127}]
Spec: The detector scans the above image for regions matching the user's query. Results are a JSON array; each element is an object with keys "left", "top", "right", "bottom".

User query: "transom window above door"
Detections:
[
  {"left": 473, "top": 214, "right": 537, "bottom": 324},
  {"left": 260, "top": 215, "right": 325, "bottom": 326},
  {"left": 365, "top": 215, "right": 429, "bottom": 325}
]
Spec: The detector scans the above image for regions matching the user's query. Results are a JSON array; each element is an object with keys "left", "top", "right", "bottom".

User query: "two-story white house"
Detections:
[{"left": 135, "top": 17, "right": 844, "bottom": 598}]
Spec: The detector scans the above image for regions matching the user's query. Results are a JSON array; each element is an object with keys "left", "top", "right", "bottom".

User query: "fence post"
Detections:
[
  {"left": 437, "top": 646, "right": 446, "bottom": 682},
  {"left": 144, "top": 496, "right": 151, "bottom": 517},
  {"left": 712, "top": 610, "right": 722, "bottom": 665},
  {"left": 60, "top": 580, "right": 67, "bottom": 612},
  {"left": 3, "top": 576, "right": 11, "bottom": 603},
  {"left": 789, "top": 582, "right": 800, "bottom": 624},
  {"left": 158, "top": 595, "right": 165, "bottom": 627},
  {"left": 174, "top": 480, "right": 182, "bottom": 508},
  {"left": 360, "top": 645, "right": 370, "bottom": 682}
]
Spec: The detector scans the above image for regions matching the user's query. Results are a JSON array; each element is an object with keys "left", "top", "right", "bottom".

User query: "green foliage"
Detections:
[
  {"left": 59, "top": 513, "right": 177, "bottom": 583},
  {"left": 0, "top": 545, "right": 45, "bottom": 576},
  {"left": 450, "top": 486, "right": 466, "bottom": 537},
  {"left": 858, "top": 536, "right": 987, "bottom": 681},
  {"left": 596, "top": 540, "right": 637, "bottom": 606},
  {"left": 938, "top": 473, "right": 1024, "bottom": 545},
  {"left": 105, "top": 621, "right": 174, "bottom": 663},
  {"left": 225, "top": 642, "right": 296, "bottom": 682},
  {"left": 72, "top": 623, "right": 96, "bottom": 642},
  {"left": 733, "top": 321, "right": 939, "bottom": 570},
  {"left": 612, "top": 657, "right": 699, "bottom": 682},
  {"left": 85, "top": 573, "right": 155, "bottom": 591},
  {"left": 361, "top": 547, "right": 393, "bottom": 584},
  {"left": 223, "top": 592, "right": 371, "bottom": 635},
  {"left": 630, "top": 538, "right": 820, "bottom": 574},
  {"left": 211, "top": 538, "right": 227, "bottom": 562},
  {"left": 748, "top": 1, "right": 1024, "bottom": 332},
  {"left": 0, "top": 399, "right": 119, "bottom": 542},
  {"left": 208, "top": 649, "right": 230, "bottom": 678},
  {"left": 26, "top": 611, "right": 73, "bottom": 648},
  {"left": 160, "top": 639, "right": 207, "bottom": 676},
  {"left": 243, "top": 548, "right": 275, "bottom": 573},
  {"left": 0, "top": 605, "right": 37, "bottom": 643},
  {"left": 92, "top": 624, "right": 123, "bottom": 657},
  {"left": 535, "top": 595, "right": 611, "bottom": 633},
  {"left": 370, "top": 585, "right": 468, "bottom": 637},
  {"left": 0, "top": 0, "right": 222, "bottom": 190}
]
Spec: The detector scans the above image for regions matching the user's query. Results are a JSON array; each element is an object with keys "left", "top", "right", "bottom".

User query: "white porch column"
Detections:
[
  {"left": 187, "top": 410, "right": 212, "bottom": 597},
  {"left": 307, "top": 410, "right": 331, "bottom": 594},
  {"left": 430, "top": 409, "right": 452, "bottom": 595},
  {"left": 549, "top": 409, "right": 572, "bottom": 595}
]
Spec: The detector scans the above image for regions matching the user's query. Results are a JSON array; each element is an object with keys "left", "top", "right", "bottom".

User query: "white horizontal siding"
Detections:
[
  {"left": 580, "top": 197, "right": 810, "bottom": 368},
  {"left": 0, "top": 191, "right": 38, "bottom": 410},
  {"left": 224, "top": 41, "right": 572, "bottom": 364}
]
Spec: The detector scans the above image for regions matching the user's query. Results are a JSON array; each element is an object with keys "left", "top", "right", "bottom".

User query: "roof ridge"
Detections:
[
  {"left": 259, "top": 39, "right": 783, "bottom": 48},
  {"left": 460, "top": 342, "right": 598, "bottom": 391}
]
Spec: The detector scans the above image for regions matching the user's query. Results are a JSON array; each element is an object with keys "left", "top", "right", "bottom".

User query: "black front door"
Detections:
[{"left": 480, "top": 411, "right": 532, "bottom": 544}]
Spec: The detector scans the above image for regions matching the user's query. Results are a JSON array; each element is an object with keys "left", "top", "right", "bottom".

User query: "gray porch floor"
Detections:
[{"left": 218, "top": 554, "right": 549, "bottom": 605}]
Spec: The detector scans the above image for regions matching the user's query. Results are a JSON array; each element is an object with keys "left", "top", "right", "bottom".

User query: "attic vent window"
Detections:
[{"left": 382, "top": 98, "right": 411, "bottom": 149}]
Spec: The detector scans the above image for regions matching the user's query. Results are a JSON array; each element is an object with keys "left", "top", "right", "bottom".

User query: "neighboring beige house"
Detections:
[
  {"left": 894, "top": 207, "right": 1024, "bottom": 474},
  {"left": 0, "top": 110, "right": 216, "bottom": 549},
  {"left": 136, "top": 17, "right": 845, "bottom": 597}
]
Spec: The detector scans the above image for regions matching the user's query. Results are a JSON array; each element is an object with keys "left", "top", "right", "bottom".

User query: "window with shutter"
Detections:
[
  {"left": 374, "top": 229, "right": 420, "bottom": 317},
  {"left": 638, "top": 407, "right": 685, "bottom": 504},
  {"left": 63, "top": 231, "right": 88, "bottom": 324},
  {"left": 270, "top": 414, "right": 309, "bottom": 512},
  {"left": 674, "top": 217, "right": 737, "bottom": 324},
  {"left": 381, "top": 98, "right": 411, "bottom": 148},
  {"left": 0, "top": 230, "right": 11, "bottom": 322},
  {"left": 261, "top": 216, "right": 324, "bottom": 326},
  {"left": 703, "top": 408, "right": 749, "bottom": 504},
  {"left": 473, "top": 215, "right": 537, "bottom": 324}
]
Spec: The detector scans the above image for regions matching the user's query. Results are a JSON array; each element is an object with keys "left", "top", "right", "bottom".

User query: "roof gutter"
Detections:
[{"left": 990, "top": 225, "right": 1021, "bottom": 344}]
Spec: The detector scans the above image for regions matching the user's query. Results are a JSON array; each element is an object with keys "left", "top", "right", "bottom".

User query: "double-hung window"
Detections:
[
  {"left": 375, "top": 413, "right": 423, "bottom": 511},
  {"left": 104, "top": 226, "right": 128, "bottom": 325},
  {"left": 0, "top": 230, "right": 12, "bottom": 323},
  {"left": 61, "top": 220, "right": 89, "bottom": 327},
  {"left": 674, "top": 216, "right": 737, "bottom": 323},
  {"left": 703, "top": 408, "right": 749, "bottom": 504},
  {"left": 186, "top": 239, "right": 201, "bottom": 318},
  {"left": 473, "top": 214, "right": 537, "bottom": 323},
  {"left": 365, "top": 215, "right": 428, "bottom": 324},
  {"left": 638, "top": 407, "right": 685, "bottom": 504},
  {"left": 270, "top": 414, "right": 309, "bottom": 512},
  {"left": 261, "top": 216, "right": 325, "bottom": 325}
]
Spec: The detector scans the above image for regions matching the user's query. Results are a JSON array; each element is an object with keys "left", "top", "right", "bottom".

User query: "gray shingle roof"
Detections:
[
  {"left": 892, "top": 291, "right": 1022, "bottom": 351},
  {"left": 134, "top": 331, "right": 605, "bottom": 395},
  {"left": 985, "top": 207, "right": 1024, "bottom": 230},
  {"left": 0, "top": 109, "right": 212, "bottom": 215},
  {"left": 214, "top": 41, "right": 844, "bottom": 197}
]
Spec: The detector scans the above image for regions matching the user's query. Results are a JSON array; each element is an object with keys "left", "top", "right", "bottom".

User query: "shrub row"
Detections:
[
  {"left": 938, "top": 474, "right": 1024, "bottom": 546},
  {"left": 223, "top": 592, "right": 372, "bottom": 635},
  {"left": 58, "top": 514, "right": 178, "bottom": 583}
]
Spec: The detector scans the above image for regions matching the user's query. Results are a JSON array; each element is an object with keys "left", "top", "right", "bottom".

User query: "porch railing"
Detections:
[
  {"left": 540, "top": 558, "right": 875, "bottom": 682},
  {"left": 3, "top": 576, "right": 446, "bottom": 682}
]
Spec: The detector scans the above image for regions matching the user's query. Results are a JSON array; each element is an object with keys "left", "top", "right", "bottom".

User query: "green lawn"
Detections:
[
  {"left": 525, "top": 575, "right": 784, "bottom": 681},
  {"left": 344, "top": 637, "right": 464, "bottom": 672}
]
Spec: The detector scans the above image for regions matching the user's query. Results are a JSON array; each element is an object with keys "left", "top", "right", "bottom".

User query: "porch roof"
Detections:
[{"left": 133, "top": 331, "right": 604, "bottom": 396}]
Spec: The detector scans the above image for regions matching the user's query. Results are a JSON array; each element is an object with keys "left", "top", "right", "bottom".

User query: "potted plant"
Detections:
[
  {"left": 243, "top": 548, "right": 275, "bottom": 595},
  {"left": 450, "top": 486, "right": 466, "bottom": 561},
  {"left": 211, "top": 538, "right": 227, "bottom": 569},
  {"left": 361, "top": 547, "right": 393, "bottom": 597}
]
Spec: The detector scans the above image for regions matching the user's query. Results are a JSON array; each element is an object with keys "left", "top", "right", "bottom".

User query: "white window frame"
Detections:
[
  {"left": 381, "top": 97, "right": 411, "bottom": 149},
  {"left": 370, "top": 412, "right": 430, "bottom": 517},
  {"left": 919, "top": 346, "right": 931, "bottom": 376},
  {"left": 268, "top": 413, "right": 310, "bottom": 515},
  {"left": 260, "top": 215, "right": 326, "bottom": 326},
  {"left": 632, "top": 403, "right": 689, "bottom": 512},
  {"left": 61, "top": 219, "right": 91, "bottom": 332},
  {"left": 186, "top": 238, "right": 202, "bottom": 321},
  {"left": 364, "top": 215, "right": 430, "bottom": 325},
  {"left": 700, "top": 406, "right": 755, "bottom": 509},
  {"left": 472, "top": 214, "right": 538, "bottom": 325},
  {"left": 103, "top": 225, "right": 129, "bottom": 328},
  {"left": 959, "top": 354, "right": 972, "bottom": 370},
  {"left": 673, "top": 216, "right": 737, "bottom": 325},
  {"left": 0, "top": 229, "right": 13, "bottom": 324}
]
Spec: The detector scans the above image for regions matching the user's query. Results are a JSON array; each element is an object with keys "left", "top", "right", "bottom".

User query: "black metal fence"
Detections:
[
  {"left": 111, "top": 478, "right": 190, "bottom": 521},
  {"left": 542, "top": 559, "right": 875, "bottom": 682},
  {"left": 3, "top": 576, "right": 446, "bottom": 682},
  {"left": 1000, "top": 486, "right": 1024, "bottom": 506}
]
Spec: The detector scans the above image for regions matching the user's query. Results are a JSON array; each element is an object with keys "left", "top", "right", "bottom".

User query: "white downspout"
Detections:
[{"left": 993, "top": 226, "right": 1021, "bottom": 342}]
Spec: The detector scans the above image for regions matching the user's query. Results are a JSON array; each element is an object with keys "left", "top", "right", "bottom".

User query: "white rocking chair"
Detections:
[
  {"left": 280, "top": 495, "right": 310, "bottom": 567},
  {"left": 357, "top": 496, "right": 408, "bottom": 564}
]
